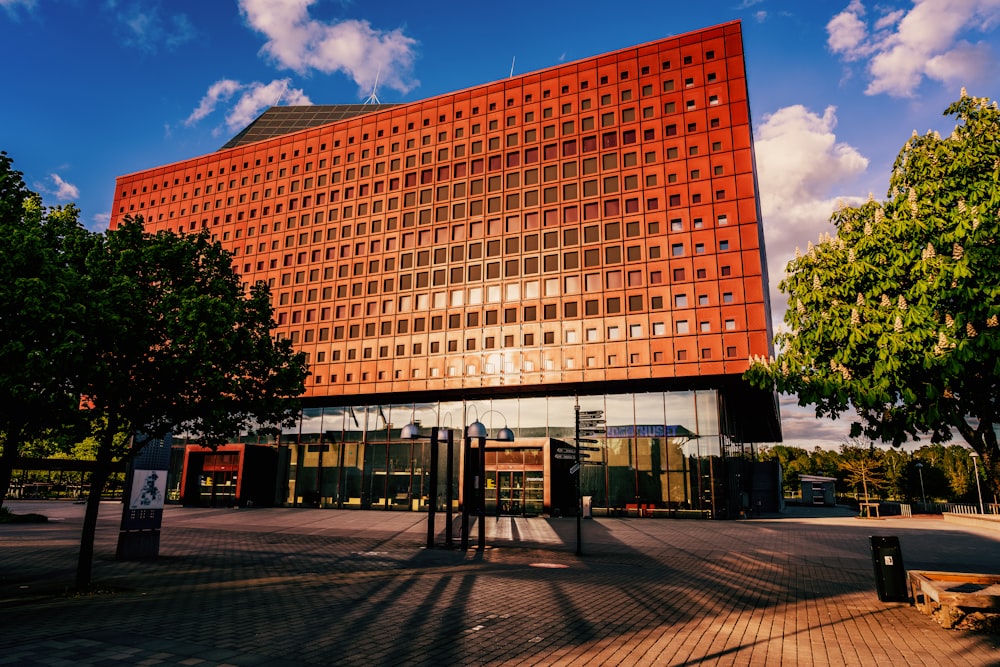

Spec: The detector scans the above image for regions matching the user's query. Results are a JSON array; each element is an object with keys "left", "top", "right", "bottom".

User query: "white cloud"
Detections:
[
  {"left": 238, "top": 0, "right": 419, "bottom": 97},
  {"left": 754, "top": 105, "right": 873, "bottom": 448},
  {"left": 0, "top": 0, "right": 32, "bottom": 5},
  {"left": 754, "top": 10, "right": 768, "bottom": 23},
  {"left": 827, "top": 0, "right": 1000, "bottom": 97},
  {"left": 0, "top": 0, "right": 35, "bottom": 18},
  {"left": 826, "top": 1, "right": 868, "bottom": 58},
  {"left": 49, "top": 173, "right": 80, "bottom": 201},
  {"left": 753, "top": 104, "right": 869, "bottom": 328},
  {"left": 777, "top": 396, "right": 857, "bottom": 450},
  {"left": 105, "top": 1, "right": 195, "bottom": 53},
  {"left": 185, "top": 79, "right": 243, "bottom": 127},
  {"left": 225, "top": 80, "right": 311, "bottom": 131},
  {"left": 185, "top": 78, "right": 313, "bottom": 133},
  {"left": 90, "top": 212, "right": 111, "bottom": 233}
]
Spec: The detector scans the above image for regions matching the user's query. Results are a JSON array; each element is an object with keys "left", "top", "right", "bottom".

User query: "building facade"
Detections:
[{"left": 114, "top": 20, "right": 780, "bottom": 518}]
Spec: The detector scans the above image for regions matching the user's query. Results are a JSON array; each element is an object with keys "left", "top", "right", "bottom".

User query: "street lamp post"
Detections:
[
  {"left": 915, "top": 462, "right": 927, "bottom": 506},
  {"left": 970, "top": 452, "right": 985, "bottom": 514},
  {"left": 464, "top": 409, "right": 514, "bottom": 552},
  {"left": 400, "top": 421, "right": 456, "bottom": 549}
]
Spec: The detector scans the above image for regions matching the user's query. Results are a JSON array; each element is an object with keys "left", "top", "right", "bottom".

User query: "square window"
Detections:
[
  {"left": 700, "top": 321, "right": 711, "bottom": 332},
  {"left": 725, "top": 319, "right": 736, "bottom": 330},
  {"left": 676, "top": 320, "right": 689, "bottom": 334}
]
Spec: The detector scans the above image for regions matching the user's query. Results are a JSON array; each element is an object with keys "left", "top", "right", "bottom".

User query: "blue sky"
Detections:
[{"left": 2, "top": 0, "right": 998, "bottom": 450}]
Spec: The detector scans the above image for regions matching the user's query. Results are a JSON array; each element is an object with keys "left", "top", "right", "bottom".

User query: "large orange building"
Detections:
[{"left": 112, "top": 20, "right": 781, "bottom": 518}]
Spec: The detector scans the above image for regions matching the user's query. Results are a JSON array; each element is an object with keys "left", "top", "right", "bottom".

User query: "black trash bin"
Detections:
[{"left": 870, "top": 535, "right": 908, "bottom": 602}]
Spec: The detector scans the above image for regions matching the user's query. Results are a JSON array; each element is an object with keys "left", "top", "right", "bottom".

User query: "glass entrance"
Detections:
[
  {"left": 495, "top": 471, "right": 523, "bottom": 515},
  {"left": 199, "top": 470, "right": 236, "bottom": 507},
  {"left": 488, "top": 470, "right": 545, "bottom": 516}
]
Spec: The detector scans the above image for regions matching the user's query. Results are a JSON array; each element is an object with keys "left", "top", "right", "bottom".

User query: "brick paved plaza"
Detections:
[{"left": 1, "top": 501, "right": 998, "bottom": 666}]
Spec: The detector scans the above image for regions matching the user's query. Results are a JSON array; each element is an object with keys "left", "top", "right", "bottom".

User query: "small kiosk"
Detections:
[{"left": 800, "top": 474, "right": 837, "bottom": 506}]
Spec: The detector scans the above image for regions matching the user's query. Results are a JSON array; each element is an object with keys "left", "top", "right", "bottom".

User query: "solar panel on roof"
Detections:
[{"left": 218, "top": 104, "right": 395, "bottom": 150}]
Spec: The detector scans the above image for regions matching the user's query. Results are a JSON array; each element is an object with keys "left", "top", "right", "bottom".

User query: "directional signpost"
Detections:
[{"left": 572, "top": 405, "right": 605, "bottom": 556}]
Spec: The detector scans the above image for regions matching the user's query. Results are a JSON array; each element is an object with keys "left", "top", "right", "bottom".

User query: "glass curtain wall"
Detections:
[{"left": 265, "top": 390, "right": 724, "bottom": 516}]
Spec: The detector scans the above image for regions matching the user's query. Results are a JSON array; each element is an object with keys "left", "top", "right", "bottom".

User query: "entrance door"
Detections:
[
  {"left": 201, "top": 470, "right": 237, "bottom": 507},
  {"left": 495, "top": 471, "right": 524, "bottom": 516}
]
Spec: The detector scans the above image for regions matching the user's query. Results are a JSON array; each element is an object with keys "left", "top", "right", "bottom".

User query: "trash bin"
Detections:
[
  {"left": 582, "top": 495, "right": 593, "bottom": 519},
  {"left": 870, "top": 535, "right": 908, "bottom": 602}
]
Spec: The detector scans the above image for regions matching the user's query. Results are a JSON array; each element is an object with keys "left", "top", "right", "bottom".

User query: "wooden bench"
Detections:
[
  {"left": 858, "top": 502, "right": 880, "bottom": 518},
  {"left": 909, "top": 570, "right": 1000, "bottom": 628}
]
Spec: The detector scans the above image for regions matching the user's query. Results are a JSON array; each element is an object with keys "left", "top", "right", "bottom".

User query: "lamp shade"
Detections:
[
  {"left": 496, "top": 426, "right": 515, "bottom": 442},
  {"left": 400, "top": 422, "right": 421, "bottom": 440},
  {"left": 466, "top": 420, "right": 487, "bottom": 438},
  {"left": 436, "top": 427, "right": 451, "bottom": 442}
]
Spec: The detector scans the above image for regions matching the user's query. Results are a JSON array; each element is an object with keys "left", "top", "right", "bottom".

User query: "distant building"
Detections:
[
  {"left": 800, "top": 475, "right": 837, "bottom": 506},
  {"left": 113, "top": 20, "right": 780, "bottom": 518}
]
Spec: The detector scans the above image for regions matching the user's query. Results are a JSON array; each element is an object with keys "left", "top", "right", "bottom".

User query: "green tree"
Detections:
[
  {"left": 760, "top": 445, "right": 815, "bottom": 496},
  {"left": 71, "top": 216, "right": 309, "bottom": 588},
  {"left": 746, "top": 92, "right": 1000, "bottom": 501},
  {"left": 0, "top": 152, "right": 90, "bottom": 512}
]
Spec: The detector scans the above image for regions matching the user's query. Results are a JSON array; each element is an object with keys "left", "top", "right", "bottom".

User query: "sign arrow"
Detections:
[
  {"left": 578, "top": 446, "right": 601, "bottom": 452},
  {"left": 556, "top": 447, "right": 578, "bottom": 454},
  {"left": 578, "top": 410, "right": 604, "bottom": 416},
  {"left": 554, "top": 453, "right": 578, "bottom": 460},
  {"left": 575, "top": 438, "right": 600, "bottom": 444},
  {"left": 569, "top": 463, "right": 581, "bottom": 474}
]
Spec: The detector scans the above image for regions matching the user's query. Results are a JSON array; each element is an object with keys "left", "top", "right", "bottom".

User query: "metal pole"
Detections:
[
  {"left": 575, "top": 405, "right": 583, "bottom": 556},
  {"left": 916, "top": 463, "right": 927, "bottom": 506},
  {"left": 461, "top": 435, "right": 471, "bottom": 551},
  {"left": 971, "top": 454, "right": 985, "bottom": 514},
  {"left": 445, "top": 430, "right": 454, "bottom": 547},
  {"left": 426, "top": 428, "right": 439, "bottom": 549},
  {"left": 478, "top": 435, "right": 487, "bottom": 551}
]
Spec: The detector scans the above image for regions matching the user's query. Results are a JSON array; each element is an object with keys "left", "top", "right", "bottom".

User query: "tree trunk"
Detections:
[
  {"left": 0, "top": 443, "right": 16, "bottom": 513},
  {"left": 0, "top": 424, "right": 26, "bottom": 513},
  {"left": 75, "top": 439, "right": 113, "bottom": 590}
]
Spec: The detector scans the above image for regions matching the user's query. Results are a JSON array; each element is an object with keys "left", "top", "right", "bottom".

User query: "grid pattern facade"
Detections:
[{"left": 112, "top": 21, "right": 771, "bottom": 405}]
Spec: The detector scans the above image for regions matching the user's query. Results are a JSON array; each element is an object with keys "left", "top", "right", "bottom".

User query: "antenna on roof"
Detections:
[
  {"left": 364, "top": 65, "right": 382, "bottom": 105},
  {"left": 273, "top": 80, "right": 288, "bottom": 107},
  {"left": 509, "top": 56, "right": 516, "bottom": 78}
]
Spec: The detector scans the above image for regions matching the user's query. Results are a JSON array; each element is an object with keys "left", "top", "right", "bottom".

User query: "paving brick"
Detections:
[{"left": 1, "top": 502, "right": 998, "bottom": 665}]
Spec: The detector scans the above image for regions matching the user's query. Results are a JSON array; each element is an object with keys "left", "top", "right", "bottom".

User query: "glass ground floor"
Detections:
[{"left": 167, "top": 387, "right": 780, "bottom": 519}]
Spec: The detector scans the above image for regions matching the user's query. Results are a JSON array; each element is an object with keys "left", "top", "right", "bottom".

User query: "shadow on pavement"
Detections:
[{"left": 1, "top": 501, "right": 998, "bottom": 666}]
